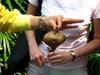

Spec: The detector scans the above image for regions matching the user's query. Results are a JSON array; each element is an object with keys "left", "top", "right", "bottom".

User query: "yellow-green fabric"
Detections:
[{"left": 0, "top": 3, "right": 30, "bottom": 33}]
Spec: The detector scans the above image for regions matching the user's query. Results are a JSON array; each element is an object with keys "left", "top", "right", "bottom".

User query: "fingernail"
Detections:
[{"left": 55, "top": 27, "right": 59, "bottom": 32}]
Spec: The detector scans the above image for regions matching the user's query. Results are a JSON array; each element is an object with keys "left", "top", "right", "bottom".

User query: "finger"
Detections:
[
  {"left": 44, "top": 58, "right": 49, "bottom": 63},
  {"left": 48, "top": 50, "right": 61, "bottom": 56},
  {"left": 35, "top": 56, "right": 43, "bottom": 66},
  {"left": 30, "top": 53, "right": 35, "bottom": 61},
  {"left": 56, "top": 16, "right": 63, "bottom": 29},
  {"left": 50, "top": 59, "right": 62, "bottom": 64},
  {"left": 48, "top": 52, "right": 54, "bottom": 57},
  {"left": 48, "top": 51, "right": 58, "bottom": 58},
  {"left": 63, "top": 18, "right": 84, "bottom": 24},
  {"left": 30, "top": 56, "right": 35, "bottom": 61},
  {"left": 48, "top": 54, "right": 62, "bottom": 61},
  {"left": 59, "top": 25, "right": 78, "bottom": 30},
  {"left": 50, "top": 19, "right": 58, "bottom": 30},
  {"left": 40, "top": 56, "right": 46, "bottom": 65},
  {"left": 51, "top": 59, "right": 66, "bottom": 65}
]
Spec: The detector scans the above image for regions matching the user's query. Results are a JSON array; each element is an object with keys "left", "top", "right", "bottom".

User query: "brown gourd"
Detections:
[{"left": 43, "top": 31, "right": 66, "bottom": 52}]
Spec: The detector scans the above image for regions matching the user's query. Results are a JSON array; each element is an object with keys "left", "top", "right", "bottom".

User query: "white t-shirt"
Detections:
[
  {"left": 28, "top": 0, "right": 100, "bottom": 69},
  {"left": 93, "top": 1, "right": 100, "bottom": 19}
]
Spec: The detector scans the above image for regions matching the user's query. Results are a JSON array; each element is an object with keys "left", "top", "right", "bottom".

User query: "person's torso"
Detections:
[
  {"left": 41, "top": 0, "right": 99, "bottom": 50},
  {"left": 38, "top": 0, "right": 99, "bottom": 69},
  {"left": 29, "top": 0, "right": 99, "bottom": 69}
]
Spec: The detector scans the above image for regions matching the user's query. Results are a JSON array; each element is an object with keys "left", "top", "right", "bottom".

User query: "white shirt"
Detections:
[
  {"left": 28, "top": 0, "right": 100, "bottom": 69},
  {"left": 93, "top": 1, "right": 100, "bottom": 19}
]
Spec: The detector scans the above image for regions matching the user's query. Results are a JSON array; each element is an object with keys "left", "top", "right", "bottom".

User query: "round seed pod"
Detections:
[{"left": 43, "top": 31, "right": 66, "bottom": 51}]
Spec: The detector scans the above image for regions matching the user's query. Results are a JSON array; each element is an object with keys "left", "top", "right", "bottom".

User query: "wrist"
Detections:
[
  {"left": 39, "top": 17, "right": 47, "bottom": 27},
  {"left": 69, "top": 50, "right": 76, "bottom": 61},
  {"left": 39, "top": 17, "right": 51, "bottom": 30}
]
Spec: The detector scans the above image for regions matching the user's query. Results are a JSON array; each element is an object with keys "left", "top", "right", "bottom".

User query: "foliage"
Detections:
[
  {"left": 87, "top": 52, "right": 100, "bottom": 75},
  {"left": 0, "top": 0, "right": 100, "bottom": 75},
  {"left": 0, "top": 0, "right": 28, "bottom": 75},
  {"left": 87, "top": 24, "right": 100, "bottom": 75}
]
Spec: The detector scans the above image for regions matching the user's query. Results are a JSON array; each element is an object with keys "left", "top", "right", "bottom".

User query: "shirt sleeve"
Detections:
[
  {"left": 93, "top": 1, "right": 100, "bottom": 19},
  {"left": 28, "top": 0, "right": 38, "bottom": 6},
  {"left": 0, "top": 3, "right": 31, "bottom": 33}
]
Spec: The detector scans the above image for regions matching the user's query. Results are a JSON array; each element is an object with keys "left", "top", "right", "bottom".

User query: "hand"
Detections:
[
  {"left": 45, "top": 16, "right": 84, "bottom": 30},
  {"left": 59, "top": 18, "right": 84, "bottom": 30},
  {"left": 44, "top": 15, "right": 63, "bottom": 30},
  {"left": 29, "top": 46, "right": 46, "bottom": 66},
  {"left": 48, "top": 50, "right": 73, "bottom": 65}
]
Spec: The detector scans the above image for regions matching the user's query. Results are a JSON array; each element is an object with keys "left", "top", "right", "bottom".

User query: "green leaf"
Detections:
[
  {"left": 0, "top": 44, "right": 3, "bottom": 51},
  {"left": 3, "top": 38, "right": 8, "bottom": 69},
  {"left": 5, "top": 0, "right": 13, "bottom": 10},
  {"left": 6, "top": 39, "right": 11, "bottom": 55},
  {"left": 14, "top": 0, "right": 26, "bottom": 13}
]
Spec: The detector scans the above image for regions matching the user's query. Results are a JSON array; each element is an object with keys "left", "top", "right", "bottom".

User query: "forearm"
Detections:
[
  {"left": 25, "top": 31, "right": 39, "bottom": 48},
  {"left": 3, "top": 15, "right": 47, "bottom": 33},
  {"left": 75, "top": 18, "right": 100, "bottom": 58},
  {"left": 74, "top": 39, "right": 100, "bottom": 58},
  {"left": 25, "top": 3, "right": 39, "bottom": 48},
  {"left": 0, "top": 3, "right": 46, "bottom": 33},
  {"left": 10, "top": 15, "right": 45, "bottom": 33}
]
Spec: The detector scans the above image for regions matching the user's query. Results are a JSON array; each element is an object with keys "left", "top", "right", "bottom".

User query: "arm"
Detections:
[
  {"left": 74, "top": 3, "right": 100, "bottom": 58},
  {"left": 74, "top": 19, "right": 100, "bottom": 57},
  {"left": 48, "top": 18, "right": 100, "bottom": 65},
  {"left": 0, "top": 3, "right": 54, "bottom": 33},
  {"left": 0, "top": 3, "right": 30, "bottom": 33},
  {"left": 25, "top": 3, "right": 85, "bottom": 66},
  {"left": 0, "top": 3, "right": 63, "bottom": 33},
  {"left": 25, "top": 3, "right": 46, "bottom": 66}
]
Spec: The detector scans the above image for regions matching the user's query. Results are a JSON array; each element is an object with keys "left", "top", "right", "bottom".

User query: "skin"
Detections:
[
  {"left": 26, "top": 3, "right": 84, "bottom": 66},
  {"left": 0, "top": 3, "right": 73, "bottom": 32},
  {"left": 48, "top": 18, "right": 100, "bottom": 65}
]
